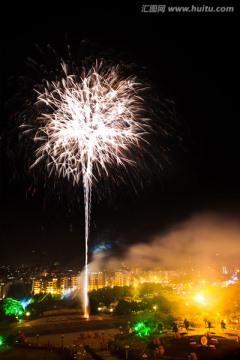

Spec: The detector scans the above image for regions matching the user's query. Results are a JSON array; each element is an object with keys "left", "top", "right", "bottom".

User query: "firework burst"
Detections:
[
  {"left": 31, "top": 60, "right": 151, "bottom": 186},
  {"left": 13, "top": 47, "right": 178, "bottom": 318}
]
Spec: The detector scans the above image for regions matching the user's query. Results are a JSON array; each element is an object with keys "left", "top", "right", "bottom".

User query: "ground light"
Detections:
[
  {"left": 0, "top": 336, "right": 4, "bottom": 346},
  {"left": 134, "top": 322, "right": 150, "bottom": 336},
  {"left": 125, "top": 345, "right": 129, "bottom": 360},
  {"left": 26, "top": 311, "right": 30, "bottom": 320}
]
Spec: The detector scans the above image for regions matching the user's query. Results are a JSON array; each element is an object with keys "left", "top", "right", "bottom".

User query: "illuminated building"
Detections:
[
  {"left": 70, "top": 276, "right": 79, "bottom": 290},
  {"left": 114, "top": 270, "right": 131, "bottom": 286},
  {"left": 88, "top": 271, "right": 105, "bottom": 291},
  {"left": 104, "top": 271, "right": 115, "bottom": 287},
  {"left": 31, "top": 275, "right": 80, "bottom": 295},
  {"left": 31, "top": 277, "right": 59, "bottom": 295},
  {"left": 60, "top": 277, "right": 69, "bottom": 292},
  {"left": 46, "top": 278, "right": 58, "bottom": 294},
  {"left": 32, "top": 279, "right": 44, "bottom": 295}
]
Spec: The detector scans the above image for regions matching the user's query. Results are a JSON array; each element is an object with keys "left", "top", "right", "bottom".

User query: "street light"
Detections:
[
  {"left": 125, "top": 345, "right": 129, "bottom": 359},
  {"left": 36, "top": 334, "right": 39, "bottom": 346},
  {"left": 26, "top": 311, "right": 30, "bottom": 321},
  {"left": 61, "top": 334, "right": 64, "bottom": 348}
]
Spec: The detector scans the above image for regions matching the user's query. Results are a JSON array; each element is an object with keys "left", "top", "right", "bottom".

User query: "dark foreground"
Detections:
[{"left": 1, "top": 333, "right": 240, "bottom": 359}]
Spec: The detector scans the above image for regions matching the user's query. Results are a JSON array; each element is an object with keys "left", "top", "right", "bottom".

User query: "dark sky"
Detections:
[{"left": 1, "top": 3, "right": 239, "bottom": 267}]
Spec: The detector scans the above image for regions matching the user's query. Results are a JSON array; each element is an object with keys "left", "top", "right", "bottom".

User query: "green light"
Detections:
[
  {"left": 0, "top": 336, "right": 4, "bottom": 346},
  {"left": 2, "top": 298, "right": 25, "bottom": 317},
  {"left": 134, "top": 321, "right": 150, "bottom": 336},
  {"left": 38, "top": 293, "right": 49, "bottom": 302}
]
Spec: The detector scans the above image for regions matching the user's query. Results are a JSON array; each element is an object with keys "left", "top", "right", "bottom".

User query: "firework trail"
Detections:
[{"left": 14, "top": 48, "right": 178, "bottom": 318}]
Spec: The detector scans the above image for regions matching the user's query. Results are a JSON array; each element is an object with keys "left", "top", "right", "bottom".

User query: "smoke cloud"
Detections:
[{"left": 88, "top": 212, "right": 240, "bottom": 271}]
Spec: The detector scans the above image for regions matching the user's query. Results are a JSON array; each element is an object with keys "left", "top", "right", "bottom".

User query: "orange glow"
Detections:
[
  {"left": 84, "top": 312, "right": 89, "bottom": 319},
  {"left": 194, "top": 294, "right": 205, "bottom": 304}
]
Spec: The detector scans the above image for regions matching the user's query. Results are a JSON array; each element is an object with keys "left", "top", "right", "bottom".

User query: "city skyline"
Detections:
[
  {"left": 1, "top": 4, "right": 239, "bottom": 268},
  {"left": 1, "top": 259, "right": 238, "bottom": 299}
]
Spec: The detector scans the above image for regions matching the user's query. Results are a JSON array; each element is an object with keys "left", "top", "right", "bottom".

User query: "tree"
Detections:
[
  {"left": 115, "top": 300, "right": 132, "bottom": 316},
  {"left": 6, "top": 284, "right": 29, "bottom": 300},
  {"left": 89, "top": 296, "right": 99, "bottom": 315},
  {"left": 164, "top": 315, "right": 175, "bottom": 328},
  {"left": 146, "top": 296, "right": 172, "bottom": 314},
  {"left": 2, "top": 298, "right": 24, "bottom": 317},
  {"left": 139, "top": 283, "right": 163, "bottom": 298}
]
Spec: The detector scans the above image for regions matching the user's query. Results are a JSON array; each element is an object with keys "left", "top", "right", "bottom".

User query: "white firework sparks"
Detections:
[
  {"left": 29, "top": 59, "right": 152, "bottom": 318},
  {"left": 32, "top": 60, "right": 150, "bottom": 185}
]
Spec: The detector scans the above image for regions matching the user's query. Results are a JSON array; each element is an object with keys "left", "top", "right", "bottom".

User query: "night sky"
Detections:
[{"left": 1, "top": 3, "right": 239, "bottom": 267}]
